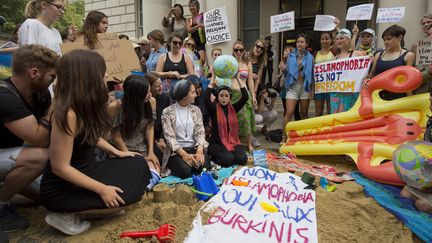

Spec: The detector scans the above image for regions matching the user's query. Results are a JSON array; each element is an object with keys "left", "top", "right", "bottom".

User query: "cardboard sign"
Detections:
[
  {"left": 416, "top": 38, "right": 432, "bottom": 65},
  {"left": 204, "top": 7, "right": 231, "bottom": 44},
  {"left": 314, "top": 56, "right": 372, "bottom": 93},
  {"left": 346, "top": 3, "right": 374, "bottom": 21},
  {"left": 376, "top": 7, "right": 405, "bottom": 23},
  {"left": 185, "top": 167, "right": 318, "bottom": 243},
  {"left": 314, "top": 15, "right": 337, "bottom": 31},
  {"left": 270, "top": 11, "right": 295, "bottom": 33},
  {"left": 60, "top": 34, "right": 140, "bottom": 80}
]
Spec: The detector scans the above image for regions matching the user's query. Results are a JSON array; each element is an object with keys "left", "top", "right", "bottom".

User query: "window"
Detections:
[{"left": 240, "top": 0, "right": 260, "bottom": 51}]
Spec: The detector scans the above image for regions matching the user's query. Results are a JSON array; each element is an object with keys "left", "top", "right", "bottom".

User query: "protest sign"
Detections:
[
  {"left": 416, "top": 38, "right": 432, "bottom": 65},
  {"left": 376, "top": 7, "right": 405, "bottom": 23},
  {"left": 270, "top": 11, "right": 295, "bottom": 33},
  {"left": 346, "top": 4, "right": 374, "bottom": 21},
  {"left": 314, "top": 56, "right": 372, "bottom": 93},
  {"left": 204, "top": 6, "right": 231, "bottom": 44},
  {"left": 60, "top": 34, "right": 140, "bottom": 80},
  {"left": 314, "top": 15, "right": 337, "bottom": 31},
  {"left": 185, "top": 167, "right": 318, "bottom": 243}
]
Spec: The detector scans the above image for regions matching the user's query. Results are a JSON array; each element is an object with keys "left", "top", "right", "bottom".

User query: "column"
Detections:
[{"left": 142, "top": 0, "right": 171, "bottom": 37}]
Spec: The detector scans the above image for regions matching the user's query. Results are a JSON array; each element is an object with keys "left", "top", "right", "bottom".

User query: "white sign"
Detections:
[
  {"left": 270, "top": 11, "right": 295, "bottom": 33},
  {"left": 346, "top": 3, "right": 374, "bottom": 21},
  {"left": 376, "top": 7, "right": 405, "bottom": 23},
  {"left": 314, "top": 15, "right": 337, "bottom": 31},
  {"left": 314, "top": 56, "right": 372, "bottom": 93},
  {"left": 416, "top": 38, "right": 432, "bottom": 65},
  {"left": 185, "top": 167, "right": 318, "bottom": 243},
  {"left": 204, "top": 7, "right": 231, "bottom": 44}
]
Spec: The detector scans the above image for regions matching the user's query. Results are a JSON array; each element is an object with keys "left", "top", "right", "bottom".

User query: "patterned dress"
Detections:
[{"left": 224, "top": 69, "right": 256, "bottom": 138}]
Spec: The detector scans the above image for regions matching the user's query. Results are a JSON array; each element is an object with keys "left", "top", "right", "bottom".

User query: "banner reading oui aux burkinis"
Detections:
[{"left": 314, "top": 56, "right": 372, "bottom": 93}]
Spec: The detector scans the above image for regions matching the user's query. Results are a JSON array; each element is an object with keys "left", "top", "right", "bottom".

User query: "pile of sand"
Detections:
[{"left": 8, "top": 155, "right": 418, "bottom": 242}]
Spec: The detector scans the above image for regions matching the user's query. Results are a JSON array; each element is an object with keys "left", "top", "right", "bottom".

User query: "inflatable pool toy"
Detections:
[
  {"left": 280, "top": 66, "right": 430, "bottom": 185},
  {"left": 213, "top": 55, "right": 238, "bottom": 79},
  {"left": 393, "top": 141, "right": 432, "bottom": 190}
]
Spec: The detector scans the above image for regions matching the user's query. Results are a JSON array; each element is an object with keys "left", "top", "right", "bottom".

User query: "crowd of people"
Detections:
[{"left": 0, "top": 0, "right": 432, "bottom": 239}]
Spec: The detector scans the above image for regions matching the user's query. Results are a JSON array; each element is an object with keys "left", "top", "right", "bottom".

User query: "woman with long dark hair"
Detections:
[
  {"left": 41, "top": 50, "right": 150, "bottom": 236},
  {"left": 79, "top": 10, "right": 109, "bottom": 49},
  {"left": 110, "top": 75, "right": 161, "bottom": 189}
]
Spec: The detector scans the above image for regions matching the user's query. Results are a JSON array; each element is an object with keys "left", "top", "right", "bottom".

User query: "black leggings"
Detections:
[
  {"left": 167, "top": 147, "right": 211, "bottom": 179},
  {"left": 208, "top": 143, "right": 247, "bottom": 167}
]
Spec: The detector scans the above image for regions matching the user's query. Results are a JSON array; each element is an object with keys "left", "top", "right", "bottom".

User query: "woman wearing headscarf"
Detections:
[
  {"left": 205, "top": 75, "right": 249, "bottom": 167},
  {"left": 161, "top": 79, "right": 210, "bottom": 179}
]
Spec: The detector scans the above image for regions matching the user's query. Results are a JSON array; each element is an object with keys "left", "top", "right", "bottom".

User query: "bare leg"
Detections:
[
  {"left": 314, "top": 99, "right": 324, "bottom": 117},
  {"left": 0, "top": 148, "right": 48, "bottom": 202},
  {"left": 198, "top": 50, "right": 207, "bottom": 66},
  {"left": 299, "top": 99, "right": 310, "bottom": 119},
  {"left": 282, "top": 99, "right": 299, "bottom": 143}
]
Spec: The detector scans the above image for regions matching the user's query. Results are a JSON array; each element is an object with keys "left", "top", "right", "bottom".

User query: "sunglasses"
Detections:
[
  {"left": 233, "top": 48, "right": 244, "bottom": 53},
  {"left": 48, "top": 2, "right": 66, "bottom": 12},
  {"left": 186, "top": 43, "right": 195, "bottom": 47},
  {"left": 172, "top": 40, "right": 182, "bottom": 46},
  {"left": 255, "top": 45, "right": 264, "bottom": 50}
]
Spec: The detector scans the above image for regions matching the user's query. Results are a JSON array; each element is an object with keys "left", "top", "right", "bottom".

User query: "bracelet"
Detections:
[{"left": 39, "top": 118, "right": 51, "bottom": 131}]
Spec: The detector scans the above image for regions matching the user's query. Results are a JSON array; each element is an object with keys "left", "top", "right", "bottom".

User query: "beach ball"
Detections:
[
  {"left": 393, "top": 141, "right": 432, "bottom": 190},
  {"left": 213, "top": 55, "right": 238, "bottom": 79}
]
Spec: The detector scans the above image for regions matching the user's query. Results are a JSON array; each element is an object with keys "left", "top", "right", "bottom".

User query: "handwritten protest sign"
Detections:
[
  {"left": 416, "top": 38, "right": 432, "bottom": 65},
  {"left": 185, "top": 167, "right": 317, "bottom": 243},
  {"left": 271, "top": 11, "right": 295, "bottom": 33},
  {"left": 314, "top": 15, "right": 337, "bottom": 31},
  {"left": 346, "top": 3, "right": 374, "bottom": 21},
  {"left": 60, "top": 33, "right": 140, "bottom": 80},
  {"left": 376, "top": 7, "right": 405, "bottom": 23},
  {"left": 314, "top": 56, "right": 372, "bottom": 93},
  {"left": 204, "top": 7, "right": 231, "bottom": 44}
]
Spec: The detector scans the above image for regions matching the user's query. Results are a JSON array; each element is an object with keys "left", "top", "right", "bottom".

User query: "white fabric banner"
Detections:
[
  {"left": 270, "top": 11, "right": 295, "bottom": 33},
  {"left": 314, "top": 56, "right": 372, "bottom": 93},
  {"left": 185, "top": 167, "right": 318, "bottom": 243},
  {"left": 204, "top": 6, "right": 231, "bottom": 44}
]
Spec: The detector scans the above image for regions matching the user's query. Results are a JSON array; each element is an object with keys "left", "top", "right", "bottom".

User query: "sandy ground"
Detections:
[{"left": 6, "top": 153, "right": 420, "bottom": 243}]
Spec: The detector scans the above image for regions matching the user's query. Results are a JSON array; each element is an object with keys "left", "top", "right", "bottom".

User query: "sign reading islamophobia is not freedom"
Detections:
[{"left": 204, "top": 6, "right": 231, "bottom": 44}]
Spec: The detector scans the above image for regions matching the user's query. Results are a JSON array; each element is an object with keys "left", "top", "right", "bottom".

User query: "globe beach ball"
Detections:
[
  {"left": 213, "top": 55, "right": 238, "bottom": 79},
  {"left": 393, "top": 141, "right": 432, "bottom": 190}
]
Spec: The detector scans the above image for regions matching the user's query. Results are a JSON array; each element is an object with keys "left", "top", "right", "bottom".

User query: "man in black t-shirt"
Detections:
[{"left": 0, "top": 45, "right": 59, "bottom": 232}]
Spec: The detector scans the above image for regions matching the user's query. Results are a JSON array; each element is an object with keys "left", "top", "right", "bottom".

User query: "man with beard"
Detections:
[{"left": 0, "top": 45, "right": 58, "bottom": 232}]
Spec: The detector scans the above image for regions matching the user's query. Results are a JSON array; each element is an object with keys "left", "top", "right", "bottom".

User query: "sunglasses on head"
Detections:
[
  {"left": 255, "top": 44, "right": 264, "bottom": 50},
  {"left": 233, "top": 48, "right": 244, "bottom": 53},
  {"left": 172, "top": 40, "right": 182, "bottom": 46}
]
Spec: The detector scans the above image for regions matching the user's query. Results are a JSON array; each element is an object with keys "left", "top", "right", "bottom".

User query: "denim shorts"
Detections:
[
  {"left": 285, "top": 82, "right": 310, "bottom": 100},
  {"left": 0, "top": 146, "right": 24, "bottom": 181}
]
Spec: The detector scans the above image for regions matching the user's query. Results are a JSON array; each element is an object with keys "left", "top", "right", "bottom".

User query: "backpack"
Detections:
[{"left": 266, "top": 129, "right": 283, "bottom": 143}]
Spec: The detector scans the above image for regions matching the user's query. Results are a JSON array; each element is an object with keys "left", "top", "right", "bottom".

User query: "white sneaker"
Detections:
[{"left": 45, "top": 212, "right": 91, "bottom": 235}]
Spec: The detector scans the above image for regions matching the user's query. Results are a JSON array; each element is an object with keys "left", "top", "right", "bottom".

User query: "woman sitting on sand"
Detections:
[
  {"left": 161, "top": 79, "right": 211, "bottom": 179},
  {"left": 40, "top": 50, "right": 151, "bottom": 236},
  {"left": 205, "top": 75, "right": 249, "bottom": 167}
]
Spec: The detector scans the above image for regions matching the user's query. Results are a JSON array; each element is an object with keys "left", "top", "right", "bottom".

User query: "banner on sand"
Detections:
[
  {"left": 60, "top": 33, "right": 141, "bottom": 80},
  {"left": 185, "top": 167, "right": 318, "bottom": 243},
  {"left": 314, "top": 56, "right": 372, "bottom": 93}
]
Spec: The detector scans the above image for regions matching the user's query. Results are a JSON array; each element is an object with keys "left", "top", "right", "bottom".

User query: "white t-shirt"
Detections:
[
  {"left": 174, "top": 103, "right": 195, "bottom": 148},
  {"left": 18, "top": 18, "right": 63, "bottom": 55}
]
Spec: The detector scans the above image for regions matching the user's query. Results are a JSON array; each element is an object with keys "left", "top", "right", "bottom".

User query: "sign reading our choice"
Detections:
[
  {"left": 204, "top": 6, "right": 231, "bottom": 44},
  {"left": 346, "top": 3, "right": 374, "bottom": 21},
  {"left": 314, "top": 56, "right": 372, "bottom": 93},
  {"left": 270, "top": 11, "right": 295, "bottom": 33},
  {"left": 416, "top": 38, "right": 432, "bottom": 65},
  {"left": 185, "top": 167, "right": 318, "bottom": 243},
  {"left": 376, "top": 7, "right": 405, "bottom": 23}
]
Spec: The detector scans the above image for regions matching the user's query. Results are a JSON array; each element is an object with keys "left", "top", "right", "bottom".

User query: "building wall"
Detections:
[
  {"left": 141, "top": 0, "right": 171, "bottom": 38},
  {"left": 324, "top": 0, "right": 347, "bottom": 27},
  {"left": 84, "top": 0, "right": 137, "bottom": 37}
]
